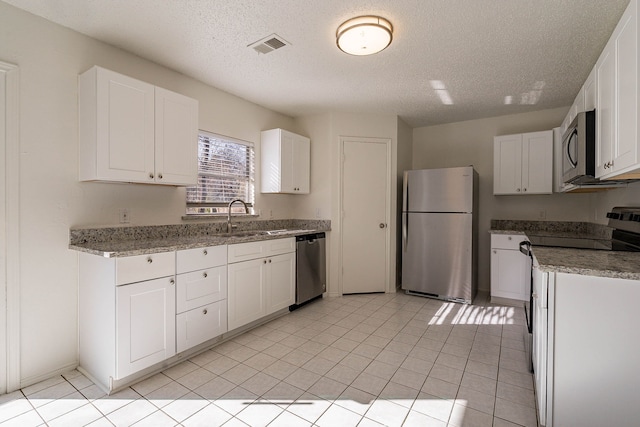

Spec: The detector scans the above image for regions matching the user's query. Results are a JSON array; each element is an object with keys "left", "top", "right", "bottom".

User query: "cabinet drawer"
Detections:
[
  {"left": 177, "top": 245, "right": 227, "bottom": 274},
  {"left": 176, "top": 300, "right": 227, "bottom": 353},
  {"left": 491, "top": 234, "right": 525, "bottom": 251},
  {"left": 116, "top": 251, "right": 175, "bottom": 285},
  {"left": 176, "top": 266, "right": 227, "bottom": 313}
]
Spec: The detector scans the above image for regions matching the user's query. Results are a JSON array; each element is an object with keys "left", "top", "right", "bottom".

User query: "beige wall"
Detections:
[
  {"left": 412, "top": 107, "right": 593, "bottom": 292},
  {"left": 0, "top": 3, "right": 298, "bottom": 387}
]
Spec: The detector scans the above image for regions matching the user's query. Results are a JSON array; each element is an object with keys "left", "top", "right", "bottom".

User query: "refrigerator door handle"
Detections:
[
  {"left": 403, "top": 212, "right": 408, "bottom": 252},
  {"left": 402, "top": 171, "right": 409, "bottom": 212}
]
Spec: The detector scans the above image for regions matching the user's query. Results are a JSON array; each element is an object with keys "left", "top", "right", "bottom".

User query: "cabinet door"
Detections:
[
  {"left": 116, "top": 276, "right": 176, "bottom": 379},
  {"left": 596, "top": 47, "right": 615, "bottom": 177},
  {"left": 95, "top": 68, "right": 155, "bottom": 183},
  {"left": 583, "top": 67, "right": 596, "bottom": 112},
  {"left": 154, "top": 87, "right": 198, "bottom": 185},
  {"left": 227, "top": 258, "right": 266, "bottom": 330},
  {"left": 293, "top": 134, "right": 311, "bottom": 193},
  {"left": 490, "top": 249, "right": 528, "bottom": 300},
  {"left": 612, "top": 6, "right": 638, "bottom": 174},
  {"left": 266, "top": 252, "right": 295, "bottom": 314},
  {"left": 493, "top": 135, "right": 522, "bottom": 194},
  {"left": 522, "top": 131, "right": 553, "bottom": 194},
  {"left": 280, "top": 130, "right": 296, "bottom": 193}
]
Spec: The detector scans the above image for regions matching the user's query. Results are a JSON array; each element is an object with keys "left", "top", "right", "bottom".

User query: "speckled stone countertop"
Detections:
[
  {"left": 532, "top": 247, "right": 640, "bottom": 280},
  {"left": 490, "top": 219, "right": 640, "bottom": 280},
  {"left": 69, "top": 219, "right": 330, "bottom": 258}
]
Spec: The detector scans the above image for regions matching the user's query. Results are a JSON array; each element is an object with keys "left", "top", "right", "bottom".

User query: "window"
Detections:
[{"left": 186, "top": 131, "right": 255, "bottom": 215}]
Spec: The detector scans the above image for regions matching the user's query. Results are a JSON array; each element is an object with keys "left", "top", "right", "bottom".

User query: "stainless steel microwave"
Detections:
[{"left": 562, "top": 110, "right": 596, "bottom": 185}]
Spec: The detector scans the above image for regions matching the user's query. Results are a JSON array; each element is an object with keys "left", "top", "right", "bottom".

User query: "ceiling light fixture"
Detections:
[{"left": 336, "top": 15, "right": 393, "bottom": 56}]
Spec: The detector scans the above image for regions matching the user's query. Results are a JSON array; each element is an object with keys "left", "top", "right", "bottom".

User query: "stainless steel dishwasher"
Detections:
[{"left": 293, "top": 232, "right": 326, "bottom": 308}]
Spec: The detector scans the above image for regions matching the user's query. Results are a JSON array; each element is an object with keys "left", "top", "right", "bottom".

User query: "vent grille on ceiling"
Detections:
[{"left": 248, "top": 34, "right": 290, "bottom": 54}]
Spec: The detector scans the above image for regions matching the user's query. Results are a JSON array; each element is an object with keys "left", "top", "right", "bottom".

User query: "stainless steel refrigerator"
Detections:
[{"left": 401, "top": 166, "right": 478, "bottom": 303}]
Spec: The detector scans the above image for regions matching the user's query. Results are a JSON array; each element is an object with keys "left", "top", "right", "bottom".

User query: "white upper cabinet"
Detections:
[
  {"left": 261, "top": 128, "right": 310, "bottom": 194},
  {"left": 79, "top": 66, "right": 198, "bottom": 186},
  {"left": 596, "top": 0, "right": 640, "bottom": 180},
  {"left": 494, "top": 130, "right": 553, "bottom": 195}
]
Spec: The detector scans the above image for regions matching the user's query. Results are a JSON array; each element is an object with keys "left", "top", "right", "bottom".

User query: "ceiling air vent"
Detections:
[{"left": 248, "top": 34, "right": 290, "bottom": 54}]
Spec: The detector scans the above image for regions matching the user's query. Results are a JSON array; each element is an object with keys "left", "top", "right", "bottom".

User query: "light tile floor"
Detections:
[{"left": 0, "top": 292, "right": 538, "bottom": 427}]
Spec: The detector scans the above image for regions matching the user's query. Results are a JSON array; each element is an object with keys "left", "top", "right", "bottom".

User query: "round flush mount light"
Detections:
[{"left": 336, "top": 15, "right": 393, "bottom": 56}]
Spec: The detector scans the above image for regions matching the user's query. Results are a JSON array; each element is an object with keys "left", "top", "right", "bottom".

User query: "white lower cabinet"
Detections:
[
  {"left": 490, "top": 234, "right": 530, "bottom": 302},
  {"left": 78, "top": 251, "right": 177, "bottom": 392},
  {"left": 533, "top": 269, "right": 640, "bottom": 427},
  {"left": 79, "top": 245, "right": 228, "bottom": 392},
  {"left": 116, "top": 276, "right": 176, "bottom": 379},
  {"left": 227, "top": 238, "right": 295, "bottom": 331}
]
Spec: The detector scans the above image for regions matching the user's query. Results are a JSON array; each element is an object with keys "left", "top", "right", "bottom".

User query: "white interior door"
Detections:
[{"left": 341, "top": 137, "right": 390, "bottom": 294}]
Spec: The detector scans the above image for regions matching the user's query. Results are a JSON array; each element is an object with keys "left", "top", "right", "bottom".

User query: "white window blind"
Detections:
[{"left": 186, "top": 132, "right": 254, "bottom": 213}]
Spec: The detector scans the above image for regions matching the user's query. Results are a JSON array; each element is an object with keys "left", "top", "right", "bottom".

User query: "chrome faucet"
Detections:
[{"left": 227, "top": 199, "right": 249, "bottom": 233}]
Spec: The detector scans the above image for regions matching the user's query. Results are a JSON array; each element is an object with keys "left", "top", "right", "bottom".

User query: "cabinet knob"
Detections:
[
  {"left": 263, "top": 260, "right": 267, "bottom": 264},
  {"left": 169, "top": 278, "right": 175, "bottom": 285},
  {"left": 516, "top": 188, "right": 521, "bottom": 192},
  {"left": 203, "top": 308, "right": 208, "bottom": 315},
  {"left": 203, "top": 249, "right": 208, "bottom": 256},
  {"left": 268, "top": 259, "right": 272, "bottom": 263},
  {"left": 149, "top": 172, "right": 154, "bottom": 179},
  {"left": 508, "top": 236, "right": 512, "bottom": 240},
  {"left": 147, "top": 257, "right": 153, "bottom": 264},
  {"left": 203, "top": 272, "right": 208, "bottom": 278},
  {"left": 158, "top": 173, "right": 163, "bottom": 179},
  {"left": 523, "top": 188, "right": 527, "bottom": 192},
  {"left": 493, "top": 250, "right": 497, "bottom": 254}
]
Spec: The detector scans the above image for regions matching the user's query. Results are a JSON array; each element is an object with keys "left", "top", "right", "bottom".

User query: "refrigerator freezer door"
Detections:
[
  {"left": 402, "top": 212, "right": 473, "bottom": 301},
  {"left": 404, "top": 167, "right": 474, "bottom": 213}
]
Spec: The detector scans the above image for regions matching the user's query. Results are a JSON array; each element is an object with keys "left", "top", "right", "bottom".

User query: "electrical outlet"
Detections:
[
  {"left": 315, "top": 208, "right": 321, "bottom": 219},
  {"left": 269, "top": 209, "right": 273, "bottom": 219},
  {"left": 119, "top": 208, "right": 130, "bottom": 224}
]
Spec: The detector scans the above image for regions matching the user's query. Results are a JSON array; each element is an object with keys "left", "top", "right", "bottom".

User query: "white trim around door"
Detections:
[{"left": 1, "top": 60, "right": 20, "bottom": 393}]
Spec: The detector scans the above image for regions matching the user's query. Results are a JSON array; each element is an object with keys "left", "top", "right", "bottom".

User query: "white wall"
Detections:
[
  {"left": 591, "top": 181, "right": 640, "bottom": 222},
  {"left": 0, "top": 3, "right": 298, "bottom": 387},
  {"left": 412, "top": 107, "right": 593, "bottom": 291}
]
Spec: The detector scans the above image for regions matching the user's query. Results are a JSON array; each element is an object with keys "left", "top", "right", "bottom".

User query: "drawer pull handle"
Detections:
[
  {"left": 147, "top": 257, "right": 153, "bottom": 264},
  {"left": 203, "top": 249, "right": 208, "bottom": 256},
  {"left": 203, "top": 272, "right": 208, "bottom": 278},
  {"left": 203, "top": 309, "right": 208, "bottom": 315},
  {"left": 169, "top": 278, "right": 175, "bottom": 285}
]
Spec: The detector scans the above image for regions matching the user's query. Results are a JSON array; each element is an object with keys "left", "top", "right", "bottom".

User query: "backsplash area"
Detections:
[{"left": 490, "top": 220, "right": 612, "bottom": 239}]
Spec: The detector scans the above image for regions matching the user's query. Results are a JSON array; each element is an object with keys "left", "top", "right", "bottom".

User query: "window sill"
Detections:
[{"left": 181, "top": 214, "right": 260, "bottom": 221}]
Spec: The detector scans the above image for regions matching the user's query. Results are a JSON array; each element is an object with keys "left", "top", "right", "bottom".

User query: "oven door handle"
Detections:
[{"left": 519, "top": 240, "right": 531, "bottom": 255}]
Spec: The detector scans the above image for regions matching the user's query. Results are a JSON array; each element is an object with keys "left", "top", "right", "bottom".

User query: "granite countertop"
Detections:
[
  {"left": 69, "top": 219, "right": 330, "bottom": 258},
  {"left": 532, "top": 246, "right": 640, "bottom": 280},
  {"left": 490, "top": 219, "right": 640, "bottom": 280}
]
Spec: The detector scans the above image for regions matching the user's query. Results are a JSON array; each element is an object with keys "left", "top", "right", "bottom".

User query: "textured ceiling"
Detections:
[{"left": 3, "top": 0, "right": 631, "bottom": 127}]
